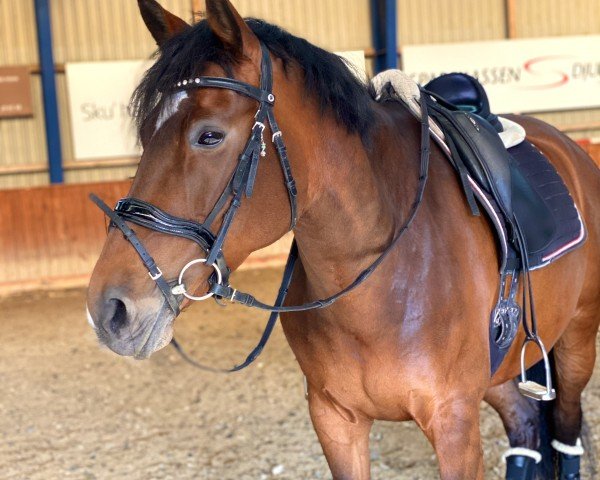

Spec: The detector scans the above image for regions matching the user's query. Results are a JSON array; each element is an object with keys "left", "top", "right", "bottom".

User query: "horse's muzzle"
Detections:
[{"left": 88, "top": 290, "right": 175, "bottom": 359}]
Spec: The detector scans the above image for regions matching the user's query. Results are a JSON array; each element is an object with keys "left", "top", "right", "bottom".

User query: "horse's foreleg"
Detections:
[
  {"left": 551, "top": 309, "right": 599, "bottom": 478},
  {"left": 485, "top": 380, "right": 540, "bottom": 479},
  {"left": 308, "top": 388, "right": 373, "bottom": 480},
  {"left": 417, "top": 397, "right": 485, "bottom": 480}
]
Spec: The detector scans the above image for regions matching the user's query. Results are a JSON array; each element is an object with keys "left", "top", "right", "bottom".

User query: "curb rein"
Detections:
[{"left": 90, "top": 42, "right": 432, "bottom": 372}]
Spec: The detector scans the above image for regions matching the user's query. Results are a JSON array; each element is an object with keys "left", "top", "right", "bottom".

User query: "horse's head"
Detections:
[
  {"left": 87, "top": 0, "right": 373, "bottom": 359},
  {"left": 87, "top": 0, "right": 303, "bottom": 358}
]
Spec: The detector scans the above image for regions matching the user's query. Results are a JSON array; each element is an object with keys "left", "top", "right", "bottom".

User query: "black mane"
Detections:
[{"left": 132, "top": 19, "right": 374, "bottom": 141}]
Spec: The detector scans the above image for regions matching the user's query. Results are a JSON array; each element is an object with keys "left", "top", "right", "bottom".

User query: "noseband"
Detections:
[{"left": 91, "top": 42, "right": 432, "bottom": 372}]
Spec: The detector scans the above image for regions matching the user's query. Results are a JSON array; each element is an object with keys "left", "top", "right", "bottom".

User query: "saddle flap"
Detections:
[
  {"left": 510, "top": 159, "right": 556, "bottom": 252},
  {"left": 429, "top": 104, "right": 513, "bottom": 218}
]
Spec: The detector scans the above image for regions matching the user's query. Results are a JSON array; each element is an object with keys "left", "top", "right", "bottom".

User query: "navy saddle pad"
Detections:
[{"left": 507, "top": 140, "right": 585, "bottom": 269}]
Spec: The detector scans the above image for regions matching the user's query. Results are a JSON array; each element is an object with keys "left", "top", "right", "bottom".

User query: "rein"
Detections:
[{"left": 91, "top": 43, "right": 431, "bottom": 372}]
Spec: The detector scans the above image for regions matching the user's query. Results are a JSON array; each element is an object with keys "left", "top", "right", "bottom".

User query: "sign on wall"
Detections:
[
  {"left": 66, "top": 61, "right": 150, "bottom": 160},
  {"left": 402, "top": 35, "right": 600, "bottom": 114},
  {"left": 0, "top": 67, "right": 33, "bottom": 118},
  {"left": 337, "top": 50, "right": 367, "bottom": 81},
  {"left": 66, "top": 51, "right": 365, "bottom": 161}
]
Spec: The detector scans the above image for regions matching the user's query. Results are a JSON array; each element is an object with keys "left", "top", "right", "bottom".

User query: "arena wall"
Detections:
[
  {"left": 0, "top": 180, "right": 293, "bottom": 294},
  {"left": 0, "top": 0, "right": 598, "bottom": 291}
]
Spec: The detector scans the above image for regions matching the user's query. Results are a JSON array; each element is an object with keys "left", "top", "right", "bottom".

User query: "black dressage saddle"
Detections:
[
  {"left": 420, "top": 73, "right": 586, "bottom": 376},
  {"left": 424, "top": 73, "right": 585, "bottom": 272},
  {"left": 426, "top": 73, "right": 502, "bottom": 132}
]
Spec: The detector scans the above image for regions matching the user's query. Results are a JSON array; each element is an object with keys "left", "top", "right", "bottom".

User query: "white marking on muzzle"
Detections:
[
  {"left": 86, "top": 305, "right": 97, "bottom": 330},
  {"left": 155, "top": 91, "right": 188, "bottom": 133}
]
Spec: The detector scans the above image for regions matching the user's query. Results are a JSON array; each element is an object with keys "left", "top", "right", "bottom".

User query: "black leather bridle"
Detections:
[{"left": 91, "top": 42, "right": 432, "bottom": 372}]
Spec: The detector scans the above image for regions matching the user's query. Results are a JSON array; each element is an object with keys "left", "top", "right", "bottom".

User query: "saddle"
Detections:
[
  {"left": 423, "top": 73, "right": 585, "bottom": 273},
  {"left": 371, "top": 71, "right": 586, "bottom": 389}
]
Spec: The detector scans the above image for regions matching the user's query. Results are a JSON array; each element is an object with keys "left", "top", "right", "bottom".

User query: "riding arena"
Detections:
[{"left": 1, "top": 1, "right": 599, "bottom": 479}]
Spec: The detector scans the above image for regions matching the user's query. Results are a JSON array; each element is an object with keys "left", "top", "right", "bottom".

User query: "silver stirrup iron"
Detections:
[
  {"left": 171, "top": 258, "right": 223, "bottom": 301},
  {"left": 518, "top": 336, "right": 556, "bottom": 401}
]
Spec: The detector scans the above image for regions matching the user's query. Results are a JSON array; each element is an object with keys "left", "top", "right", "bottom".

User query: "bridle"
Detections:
[{"left": 91, "top": 42, "right": 432, "bottom": 372}]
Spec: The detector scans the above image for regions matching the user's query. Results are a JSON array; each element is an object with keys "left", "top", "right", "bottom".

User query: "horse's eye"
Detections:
[{"left": 197, "top": 131, "right": 224, "bottom": 147}]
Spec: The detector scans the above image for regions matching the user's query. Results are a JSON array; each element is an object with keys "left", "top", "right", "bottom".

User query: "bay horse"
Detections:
[{"left": 86, "top": 0, "right": 600, "bottom": 478}]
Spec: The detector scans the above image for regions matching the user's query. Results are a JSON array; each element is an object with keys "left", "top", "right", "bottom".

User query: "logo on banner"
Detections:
[{"left": 403, "top": 35, "right": 600, "bottom": 113}]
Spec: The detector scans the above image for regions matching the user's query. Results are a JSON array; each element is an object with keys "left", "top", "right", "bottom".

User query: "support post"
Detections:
[
  {"left": 384, "top": 0, "right": 398, "bottom": 70},
  {"left": 505, "top": 0, "right": 518, "bottom": 38},
  {"left": 34, "top": 0, "right": 63, "bottom": 184},
  {"left": 370, "top": 0, "right": 397, "bottom": 73}
]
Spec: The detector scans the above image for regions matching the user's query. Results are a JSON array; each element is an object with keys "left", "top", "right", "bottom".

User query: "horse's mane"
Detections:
[{"left": 132, "top": 19, "right": 374, "bottom": 142}]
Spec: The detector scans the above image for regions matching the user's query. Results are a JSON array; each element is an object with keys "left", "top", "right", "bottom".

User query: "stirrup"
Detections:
[{"left": 518, "top": 336, "right": 556, "bottom": 401}]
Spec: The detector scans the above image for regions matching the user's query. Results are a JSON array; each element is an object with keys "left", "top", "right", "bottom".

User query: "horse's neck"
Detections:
[{"left": 291, "top": 104, "right": 421, "bottom": 298}]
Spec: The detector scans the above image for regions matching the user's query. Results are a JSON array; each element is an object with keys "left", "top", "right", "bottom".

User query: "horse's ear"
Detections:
[
  {"left": 205, "top": 0, "right": 260, "bottom": 59},
  {"left": 137, "top": 0, "right": 190, "bottom": 47}
]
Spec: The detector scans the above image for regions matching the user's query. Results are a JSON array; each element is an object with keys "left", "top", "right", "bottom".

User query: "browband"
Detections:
[{"left": 176, "top": 77, "right": 275, "bottom": 105}]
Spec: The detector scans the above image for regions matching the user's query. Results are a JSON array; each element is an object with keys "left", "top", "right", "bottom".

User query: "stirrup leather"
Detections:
[{"left": 518, "top": 336, "right": 556, "bottom": 401}]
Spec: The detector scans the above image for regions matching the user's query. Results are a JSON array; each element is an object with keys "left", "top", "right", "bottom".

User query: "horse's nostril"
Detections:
[{"left": 108, "top": 298, "right": 128, "bottom": 334}]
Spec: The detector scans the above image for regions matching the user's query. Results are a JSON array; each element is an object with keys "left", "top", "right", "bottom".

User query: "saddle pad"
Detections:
[{"left": 507, "top": 141, "right": 586, "bottom": 269}]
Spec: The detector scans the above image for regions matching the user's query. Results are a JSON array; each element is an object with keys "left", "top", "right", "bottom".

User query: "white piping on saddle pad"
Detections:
[
  {"left": 370, "top": 69, "right": 526, "bottom": 149},
  {"left": 551, "top": 438, "right": 584, "bottom": 456},
  {"left": 502, "top": 447, "right": 542, "bottom": 464},
  {"left": 538, "top": 209, "right": 586, "bottom": 267}
]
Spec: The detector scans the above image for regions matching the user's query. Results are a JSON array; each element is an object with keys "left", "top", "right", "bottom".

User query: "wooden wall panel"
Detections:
[
  {"left": 231, "top": 0, "right": 372, "bottom": 51},
  {"left": 398, "top": 0, "right": 507, "bottom": 46},
  {"left": 397, "top": 0, "right": 600, "bottom": 141},
  {"left": 0, "top": 0, "right": 39, "bottom": 65},
  {"left": 0, "top": 1, "right": 48, "bottom": 183},
  {"left": 0, "top": 181, "right": 130, "bottom": 291},
  {"left": 0, "top": 172, "right": 49, "bottom": 190},
  {"left": 515, "top": 0, "right": 600, "bottom": 38},
  {"left": 50, "top": 0, "right": 194, "bottom": 63},
  {"left": 0, "top": 1, "right": 598, "bottom": 189},
  {"left": 512, "top": 0, "right": 600, "bottom": 140},
  {"left": 0, "top": 79, "right": 48, "bottom": 177},
  {"left": 0, "top": 180, "right": 290, "bottom": 294},
  {"left": 1, "top": 1, "right": 194, "bottom": 189},
  {"left": 47, "top": 0, "right": 373, "bottom": 187},
  {"left": 531, "top": 109, "right": 600, "bottom": 141}
]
